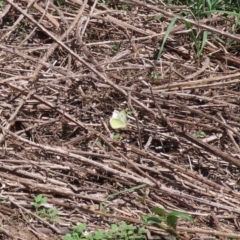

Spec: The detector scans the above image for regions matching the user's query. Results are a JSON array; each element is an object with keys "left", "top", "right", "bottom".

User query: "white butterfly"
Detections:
[{"left": 109, "top": 110, "right": 127, "bottom": 129}]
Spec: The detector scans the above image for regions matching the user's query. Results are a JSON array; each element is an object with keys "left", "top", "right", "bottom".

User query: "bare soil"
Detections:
[{"left": 1, "top": 0, "right": 240, "bottom": 239}]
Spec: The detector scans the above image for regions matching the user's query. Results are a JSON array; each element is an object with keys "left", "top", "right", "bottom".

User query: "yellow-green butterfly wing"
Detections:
[{"left": 110, "top": 110, "right": 127, "bottom": 129}]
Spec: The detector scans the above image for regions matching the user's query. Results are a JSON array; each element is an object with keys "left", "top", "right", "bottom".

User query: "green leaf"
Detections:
[
  {"left": 34, "top": 194, "right": 48, "bottom": 205},
  {"left": 41, "top": 197, "right": 48, "bottom": 203},
  {"left": 203, "top": 10, "right": 240, "bottom": 18},
  {"left": 195, "top": 131, "right": 206, "bottom": 138},
  {"left": 155, "top": 13, "right": 163, "bottom": 20},
  {"left": 138, "top": 227, "right": 146, "bottom": 234},
  {"left": 94, "top": 230, "right": 104, "bottom": 239},
  {"left": 206, "top": 0, "right": 212, "bottom": 10},
  {"left": 119, "top": 221, "right": 127, "bottom": 230},
  {"left": 110, "top": 224, "right": 118, "bottom": 232},
  {"left": 156, "top": 16, "right": 178, "bottom": 60},
  {"left": 86, "top": 233, "right": 93, "bottom": 240},
  {"left": 127, "top": 230, "right": 134, "bottom": 235},
  {"left": 37, "top": 209, "right": 47, "bottom": 217},
  {"left": 42, "top": 196, "right": 47, "bottom": 202},
  {"left": 151, "top": 206, "right": 166, "bottom": 216},
  {"left": 183, "top": 20, "right": 199, "bottom": 51},
  {"left": 167, "top": 211, "right": 194, "bottom": 222},
  {"left": 74, "top": 223, "right": 87, "bottom": 234},
  {"left": 142, "top": 216, "right": 164, "bottom": 224},
  {"left": 150, "top": 71, "right": 158, "bottom": 79},
  {"left": 106, "top": 184, "right": 146, "bottom": 200},
  {"left": 141, "top": 215, "right": 148, "bottom": 222},
  {"left": 127, "top": 225, "right": 135, "bottom": 230},
  {"left": 34, "top": 194, "right": 43, "bottom": 203},
  {"left": 62, "top": 233, "right": 72, "bottom": 240},
  {"left": 212, "top": 33, "right": 225, "bottom": 44},
  {"left": 166, "top": 215, "right": 177, "bottom": 229},
  {"left": 40, "top": 207, "right": 59, "bottom": 222},
  {"left": 198, "top": 31, "right": 208, "bottom": 58},
  {"left": 113, "top": 133, "right": 120, "bottom": 140}
]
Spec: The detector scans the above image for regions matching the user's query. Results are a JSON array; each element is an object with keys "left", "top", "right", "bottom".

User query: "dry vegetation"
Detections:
[{"left": 1, "top": 0, "right": 240, "bottom": 239}]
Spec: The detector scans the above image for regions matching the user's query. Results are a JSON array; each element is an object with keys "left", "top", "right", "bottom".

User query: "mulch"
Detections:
[{"left": 0, "top": 0, "right": 240, "bottom": 239}]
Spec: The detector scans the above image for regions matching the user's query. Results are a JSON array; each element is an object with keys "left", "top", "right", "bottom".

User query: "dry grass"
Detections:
[{"left": 1, "top": 0, "right": 240, "bottom": 239}]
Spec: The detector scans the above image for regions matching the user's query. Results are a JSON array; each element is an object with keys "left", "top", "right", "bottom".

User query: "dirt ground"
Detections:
[{"left": 1, "top": 0, "right": 240, "bottom": 239}]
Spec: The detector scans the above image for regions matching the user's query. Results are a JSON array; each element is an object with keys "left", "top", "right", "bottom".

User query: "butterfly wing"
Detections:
[
  {"left": 118, "top": 110, "right": 127, "bottom": 125},
  {"left": 110, "top": 118, "right": 126, "bottom": 129},
  {"left": 109, "top": 110, "right": 127, "bottom": 129}
]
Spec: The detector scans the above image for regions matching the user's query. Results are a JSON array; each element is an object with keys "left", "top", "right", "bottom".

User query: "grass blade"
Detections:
[
  {"left": 106, "top": 184, "right": 146, "bottom": 200},
  {"left": 203, "top": 10, "right": 240, "bottom": 18},
  {"left": 156, "top": 16, "right": 178, "bottom": 60},
  {"left": 198, "top": 30, "right": 208, "bottom": 58}
]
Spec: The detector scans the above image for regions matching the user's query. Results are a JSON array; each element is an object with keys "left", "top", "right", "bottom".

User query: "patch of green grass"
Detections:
[
  {"left": 62, "top": 204, "right": 192, "bottom": 240},
  {"left": 62, "top": 222, "right": 146, "bottom": 240},
  {"left": 169, "top": 0, "right": 240, "bottom": 18},
  {"left": 156, "top": 15, "right": 208, "bottom": 59},
  {"left": 158, "top": 0, "right": 240, "bottom": 58}
]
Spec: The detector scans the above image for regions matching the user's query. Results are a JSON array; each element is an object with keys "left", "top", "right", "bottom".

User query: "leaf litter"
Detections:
[{"left": 0, "top": 0, "right": 240, "bottom": 239}]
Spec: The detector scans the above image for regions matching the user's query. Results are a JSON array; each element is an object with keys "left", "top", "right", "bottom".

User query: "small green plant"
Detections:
[
  {"left": 37, "top": 208, "right": 48, "bottom": 218},
  {"left": 33, "top": 194, "right": 48, "bottom": 209},
  {"left": 111, "top": 42, "right": 121, "bottom": 53},
  {"left": 113, "top": 133, "right": 120, "bottom": 140},
  {"left": 194, "top": 131, "right": 206, "bottom": 138},
  {"left": 38, "top": 207, "right": 60, "bottom": 223},
  {"left": 0, "top": 0, "right": 4, "bottom": 8},
  {"left": 63, "top": 223, "right": 87, "bottom": 240},
  {"left": 150, "top": 71, "right": 158, "bottom": 79},
  {"left": 170, "top": 0, "right": 240, "bottom": 19},
  {"left": 33, "top": 194, "right": 59, "bottom": 223},
  {"left": 142, "top": 207, "right": 193, "bottom": 240},
  {"left": 62, "top": 222, "right": 146, "bottom": 240}
]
